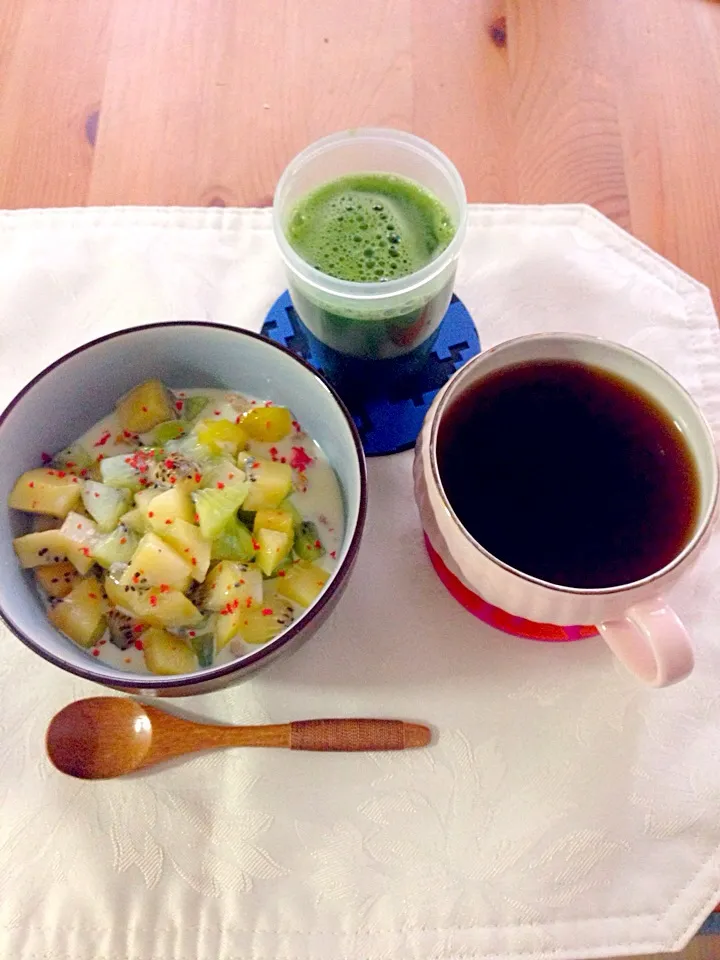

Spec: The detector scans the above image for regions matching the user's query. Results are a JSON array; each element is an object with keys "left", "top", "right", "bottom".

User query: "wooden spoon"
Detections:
[{"left": 46, "top": 697, "right": 432, "bottom": 780}]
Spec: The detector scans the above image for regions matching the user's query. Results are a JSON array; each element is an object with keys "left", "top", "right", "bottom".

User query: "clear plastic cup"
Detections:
[{"left": 273, "top": 128, "right": 467, "bottom": 361}]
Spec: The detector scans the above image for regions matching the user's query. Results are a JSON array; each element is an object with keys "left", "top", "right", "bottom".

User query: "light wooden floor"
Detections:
[{"left": 1, "top": 2, "right": 720, "bottom": 957}]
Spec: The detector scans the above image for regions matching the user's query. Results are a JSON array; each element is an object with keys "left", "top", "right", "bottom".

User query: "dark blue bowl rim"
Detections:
[{"left": 0, "top": 320, "right": 368, "bottom": 690}]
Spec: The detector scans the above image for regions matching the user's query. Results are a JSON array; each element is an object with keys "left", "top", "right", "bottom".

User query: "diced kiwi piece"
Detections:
[
  {"left": 124, "top": 532, "right": 193, "bottom": 591},
  {"left": 35, "top": 561, "right": 81, "bottom": 599},
  {"left": 153, "top": 420, "right": 189, "bottom": 445},
  {"left": 253, "top": 508, "right": 295, "bottom": 538},
  {"left": 203, "top": 560, "right": 263, "bottom": 611},
  {"left": 52, "top": 444, "right": 92, "bottom": 474},
  {"left": 100, "top": 452, "right": 153, "bottom": 491},
  {"left": 107, "top": 608, "right": 143, "bottom": 650},
  {"left": 192, "top": 484, "right": 249, "bottom": 540},
  {"left": 12, "top": 528, "right": 94, "bottom": 574},
  {"left": 142, "top": 627, "right": 197, "bottom": 675},
  {"left": 276, "top": 561, "right": 330, "bottom": 608},
  {"left": 211, "top": 516, "right": 256, "bottom": 563},
  {"left": 120, "top": 507, "right": 148, "bottom": 535},
  {"left": 200, "top": 458, "right": 246, "bottom": 490},
  {"left": 145, "top": 486, "right": 195, "bottom": 529},
  {"left": 105, "top": 574, "right": 202, "bottom": 629},
  {"left": 48, "top": 576, "right": 108, "bottom": 648},
  {"left": 8, "top": 467, "right": 82, "bottom": 517},
  {"left": 81, "top": 480, "right": 131, "bottom": 532},
  {"left": 294, "top": 520, "right": 325, "bottom": 562},
  {"left": 158, "top": 518, "right": 212, "bottom": 582},
  {"left": 187, "top": 630, "right": 214, "bottom": 667},
  {"left": 93, "top": 525, "right": 138, "bottom": 568},
  {"left": 183, "top": 395, "right": 209, "bottom": 422},
  {"left": 242, "top": 458, "right": 292, "bottom": 511},
  {"left": 236, "top": 597, "right": 294, "bottom": 645},
  {"left": 116, "top": 380, "right": 177, "bottom": 434},
  {"left": 256, "top": 527, "right": 292, "bottom": 577},
  {"left": 195, "top": 419, "right": 248, "bottom": 456},
  {"left": 242, "top": 406, "right": 293, "bottom": 442}
]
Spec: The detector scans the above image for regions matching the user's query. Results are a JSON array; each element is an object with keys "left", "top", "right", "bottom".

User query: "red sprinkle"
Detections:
[
  {"left": 159, "top": 584, "right": 170, "bottom": 593},
  {"left": 148, "top": 511, "right": 154, "bottom": 518},
  {"left": 214, "top": 410, "right": 221, "bottom": 416},
  {"left": 189, "top": 630, "right": 196, "bottom": 637},
  {"left": 330, "top": 550, "right": 337, "bottom": 559},
  {"left": 66, "top": 461, "right": 76, "bottom": 468},
  {"left": 216, "top": 481, "right": 225, "bottom": 489},
  {"left": 169, "top": 476, "right": 177, "bottom": 484},
  {"left": 165, "top": 459, "right": 175, "bottom": 469},
  {"left": 290, "top": 446, "right": 313, "bottom": 471},
  {"left": 93, "top": 431, "right": 111, "bottom": 448},
  {"left": 99, "top": 639, "right": 107, "bottom": 645},
  {"left": 314, "top": 539, "right": 322, "bottom": 548},
  {"left": 252, "top": 538, "right": 260, "bottom": 551},
  {"left": 193, "top": 514, "right": 199, "bottom": 523},
  {"left": 194, "top": 473, "right": 202, "bottom": 483},
  {"left": 261, "top": 608, "right": 273, "bottom": 616},
  {"left": 56, "top": 470, "right": 67, "bottom": 479},
  {"left": 133, "top": 624, "right": 144, "bottom": 634},
  {"left": 134, "top": 639, "right": 144, "bottom": 650},
  {"left": 28, "top": 481, "right": 34, "bottom": 488},
  {"left": 149, "top": 595, "right": 158, "bottom": 607},
  {"left": 246, "top": 597, "right": 252, "bottom": 607},
  {"left": 80, "top": 547, "right": 90, "bottom": 557},
  {"left": 292, "top": 420, "right": 301, "bottom": 432},
  {"left": 191, "top": 557, "right": 197, "bottom": 566},
  {"left": 92, "top": 649, "right": 100, "bottom": 656},
  {"left": 232, "top": 598, "right": 239, "bottom": 610},
  {"left": 141, "top": 406, "right": 148, "bottom": 412},
  {"left": 165, "top": 519, "right": 173, "bottom": 525},
  {"left": 119, "top": 537, "right": 127, "bottom": 545},
  {"left": 278, "top": 570, "right": 286, "bottom": 577},
  {"left": 175, "top": 400, "right": 184, "bottom": 411},
  {"left": 88, "top": 592, "right": 97, "bottom": 599}
]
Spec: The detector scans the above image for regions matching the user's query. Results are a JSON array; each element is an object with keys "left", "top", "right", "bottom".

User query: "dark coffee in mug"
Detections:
[{"left": 436, "top": 359, "right": 701, "bottom": 589}]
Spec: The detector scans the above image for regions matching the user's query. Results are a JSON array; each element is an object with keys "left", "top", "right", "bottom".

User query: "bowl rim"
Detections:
[{"left": 0, "top": 320, "right": 368, "bottom": 689}]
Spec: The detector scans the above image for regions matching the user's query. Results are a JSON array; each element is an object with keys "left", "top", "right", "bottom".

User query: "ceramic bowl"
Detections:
[{"left": 0, "top": 322, "right": 367, "bottom": 696}]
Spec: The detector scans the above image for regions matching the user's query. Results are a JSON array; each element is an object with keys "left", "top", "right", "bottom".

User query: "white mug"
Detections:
[{"left": 414, "top": 334, "right": 719, "bottom": 687}]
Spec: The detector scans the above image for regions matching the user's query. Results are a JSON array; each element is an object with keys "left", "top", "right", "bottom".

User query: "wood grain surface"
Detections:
[{"left": 1, "top": 0, "right": 720, "bottom": 954}]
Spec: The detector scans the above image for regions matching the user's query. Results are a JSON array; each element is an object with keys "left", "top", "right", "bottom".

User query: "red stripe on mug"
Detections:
[{"left": 423, "top": 534, "right": 598, "bottom": 642}]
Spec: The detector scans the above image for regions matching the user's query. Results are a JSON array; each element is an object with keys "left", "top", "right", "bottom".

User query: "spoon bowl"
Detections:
[{"left": 46, "top": 697, "right": 432, "bottom": 779}]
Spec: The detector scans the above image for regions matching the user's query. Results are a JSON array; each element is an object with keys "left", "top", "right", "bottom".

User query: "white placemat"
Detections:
[{"left": 1, "top": 204, "right": 720, "bottom": 960}]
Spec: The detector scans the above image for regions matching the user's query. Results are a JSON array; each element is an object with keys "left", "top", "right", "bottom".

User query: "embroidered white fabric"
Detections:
[{"left": 1, "top": 204, "right": 719, "bottom": 960}]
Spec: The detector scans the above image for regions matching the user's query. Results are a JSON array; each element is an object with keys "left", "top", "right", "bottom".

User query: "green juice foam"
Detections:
[{"left": 286, "top": 173, "right": 455, "bottom": 283}]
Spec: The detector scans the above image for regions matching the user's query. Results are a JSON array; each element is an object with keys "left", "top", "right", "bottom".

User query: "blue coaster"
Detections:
[{"left": 261, "top": 291, "right": 480, "bottom": 456}]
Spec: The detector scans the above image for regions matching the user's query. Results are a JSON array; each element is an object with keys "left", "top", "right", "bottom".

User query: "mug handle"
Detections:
[{"left": 598, "top": 597, "right": 694, "bottom": 687}]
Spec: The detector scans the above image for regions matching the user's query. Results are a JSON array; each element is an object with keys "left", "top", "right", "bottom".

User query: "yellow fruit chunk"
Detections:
[
  {"left": 13, "top": 528, "right": 95, "bottom": 574},
  {"left": 195, "top": 419, "right": 248, "bottom": 456},
  {"left": 104, "top": 575, "right": 203, "bottom": 629},
  {"left": 8, "top": 468, "right": 82, "bottom": 517},
  {"left": 242, "top": 458, "right": 293, "bottom": 510},
  {"left": 204, "top": 560, "right": 263, "bottom": 611},
  {"left": 142, "top": 627, "right": 197, "bottom": 675},
  {"left": 35, "top": 561, "right": 81, "bottom": 599},
  {"left": 242, "top": 406, "right": 293, "bottom": 442},
  {"left": 158, "top": 518, "right": 212, "bottom": 582},
  {"left": 116, "top": 379, "right": 176, "bottom": 433},
  {"left": 276, "top": 561, "right": 330, "bottom": 607},
  {"left": 124, "top": 532, "right": 193, "bottom": 592},
  {"left": 256, "top": 528, "right": 292, "bottom": 576},
  {"left": 146, "top": 487, "right": 195, "bottom": 529},
  {"left": 49, "top": 576, "right": 108, "bottom": 648},
  {"left": 253, "top": 508, "right": 294, "bottom": 538},
  {"left": 236, "top": 597, "right": 294, "bottom": 645}
]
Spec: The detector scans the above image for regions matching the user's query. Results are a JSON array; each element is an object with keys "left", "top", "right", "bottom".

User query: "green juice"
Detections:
[
  {"left": 287, "top": 173, "right": 455, "bottom": 284},
  {"left": 283, "top": 173, "right": 458, "bottom": 362}
]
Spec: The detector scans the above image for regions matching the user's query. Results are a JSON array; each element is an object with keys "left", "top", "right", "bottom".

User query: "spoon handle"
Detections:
[{"left": 289, "top": 718, "right": 430, "bottom": 751}]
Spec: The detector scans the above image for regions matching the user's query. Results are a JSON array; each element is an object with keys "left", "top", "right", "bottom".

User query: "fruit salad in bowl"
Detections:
[{"left": 0, "top": 323, "right": 366, "bottom": 696}]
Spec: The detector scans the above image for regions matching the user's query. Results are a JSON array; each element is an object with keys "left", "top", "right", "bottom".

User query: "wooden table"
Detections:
[{"left": 2, "top": 1, "right": 720, "bottom": 957}]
